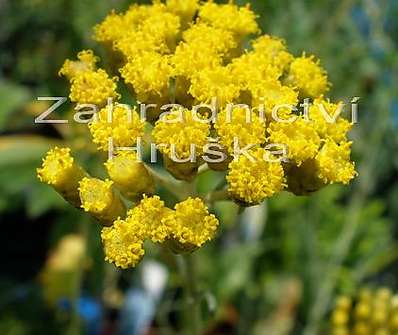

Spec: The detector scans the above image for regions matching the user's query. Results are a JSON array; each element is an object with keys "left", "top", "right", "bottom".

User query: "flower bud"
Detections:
[
  {"left": 79, "top": 178, "right": 125, "bottom": 225},
  {"left": 105, "top": 153, "right": 155, "bottom": 200},
  {"left": 163, "top": 155, "right": 200, "bottom": 182},
  {"left": 37, "top": 147, "right": 86, "bottom": 207}
]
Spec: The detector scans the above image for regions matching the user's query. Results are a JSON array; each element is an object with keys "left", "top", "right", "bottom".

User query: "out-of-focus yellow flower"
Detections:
[
  {"left": 227, "top": 148, "right": 285, "bottom": 205},
  {"left": 37, "top": 147, "right": 86, "bottom": 207},
  {"left": 79, "top": 177, "right": 126, "bottom": 225},
  {"left": 330, "top": 288, "right": 398, "bottom": 335},
  {"left": 285, "top": 53, "right": 330, "bottom": 98},
  {"left": 88, "top": 103, "right": 145, "bottom": 152},
  {"left": 40, "top": 234, "right": 86, "bottom": 305}
]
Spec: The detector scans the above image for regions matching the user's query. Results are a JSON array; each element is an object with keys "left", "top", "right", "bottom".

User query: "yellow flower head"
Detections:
[
  {"left": 105, "top": 152, "right": 155, "bottom": 200},
  {"left": 101, "top": 218, "right": 145, "bottom": 269},
  {"left": 285, "top": 54, "right": 329, "bottom": 98},
  {"left": 79, "top": 177, "right": 125, "bottom": 224},
  {"left": 152, "top": 108, "right": 210, "bottom": 160},
  {"left": 94, "top": 3, "right": 180, "bottom": 51},
  {"left": 127, "top": 195, "right": 172, "bottom": 243},
  {"left": 88, "top": 104, "right": 145, "bottom": 152},
  {"left": 227, "top": 148, "right": 285, "bottom": 205},
  {"left": 166, "top": 0, "right": 200, "bottom": 23},
  {"left": 172, "top": 43, "right": 222, "bottom": 78},
  {"left": 189, "top": 66, "right": 241, "bottom": 107},
  {"left": 139, "top": 6, "right": 181, "bottom": 50},
  {"left": 114, "top": 31, "right": 169, "bottom": 58},
  {"left": 38, "top": 147, "right": 79, "bottom": 187},
  {"left": 59, "top": 50, "right": 98, "bottom": 80},
  {"left": 268, "top": 117, "right": 321, "bottom": 165},
  {"left": 315, "top": 139, "right": 357, "bottom": 184},
  {"left": 228, "top": 53, "right": 282, "bottom": 97},
  {"left": 37, "top": 147, "right": 86, "bottom": 206},
  {"left": 165, "top": 197, "right": 219, "bottom": 248},
  {"left": 249, "top": 78, "right": 299, "bottom": 114},
  {"left": 251, "top": 35, "right": 294, "bottom": 71},
  {"left": 69, "top": 69, "right": 119, "bottom": 106},
  {"left": 93, "top": 11, "right": 128, "bottom": 44},
  {"left": 309, "top": 98, "right": 352, "bottom": 143},
  {"left": 199, "top": 1, "right": 259, "bottom": 37},
  {"left": 59, "top": 50, "right": 119, "bottom": 106},
  {"left": 215, "top": 107, "right": 266, "bottom": 155},
  {"left": 120, "top": 52, "right": 173, "bottom": 101},
  {"left": 182, "top": 22, "right": 237, "bottom": 55}
]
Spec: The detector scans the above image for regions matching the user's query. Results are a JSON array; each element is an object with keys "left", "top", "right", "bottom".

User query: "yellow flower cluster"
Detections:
[
  {"left": 59, "top": 50, "right": 119, "bottom": 106},
  {"left": 330, "top": 288, "right": 398, "bottom": 335},
  {"left": 37, "top": 0, "right": 358, "bottom": 269},
  {"left": 102, "top": 196, "right": 219, "bottom": 268}
]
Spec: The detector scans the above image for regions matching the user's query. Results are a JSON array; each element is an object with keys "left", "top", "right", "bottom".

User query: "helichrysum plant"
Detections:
[
  {"left": 37, "top": 0, "right": 357, "bottom": 281},
  {"left": 330, "top": 287, "right": 398, "bottom": 335}
]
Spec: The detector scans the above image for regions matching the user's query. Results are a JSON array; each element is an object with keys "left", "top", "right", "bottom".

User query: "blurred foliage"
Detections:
[{"left": 0, "top": 0, "right": 397, "bottom": 334}]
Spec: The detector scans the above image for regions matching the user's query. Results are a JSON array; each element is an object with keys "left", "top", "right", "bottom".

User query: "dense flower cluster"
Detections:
[
  {"left": 37, "top": 0, "right": 357, "bottom": 268},
  {"left": 330, "top": 288, "right": 398, "bottom": 335}
]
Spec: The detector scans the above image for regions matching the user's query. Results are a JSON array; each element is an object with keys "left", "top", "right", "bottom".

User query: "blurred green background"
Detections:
[{"left": 0, "top": 0, "right": 397, "bottom": 334}]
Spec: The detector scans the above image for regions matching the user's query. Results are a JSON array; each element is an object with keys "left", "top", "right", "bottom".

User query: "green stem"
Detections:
[
  {"left": 178, "top": 254, "right": 202, "bottom": 335},
  {"left": 147, "top": 165, "right": 187, "bottom": 200},
  {"left": 205, "top": 189, "right": 229, "bottom": 206}
]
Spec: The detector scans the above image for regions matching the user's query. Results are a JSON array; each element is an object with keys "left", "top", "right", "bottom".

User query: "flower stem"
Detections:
[{"left": 178, "top": 254, "right": 202, "bottom": 335}]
